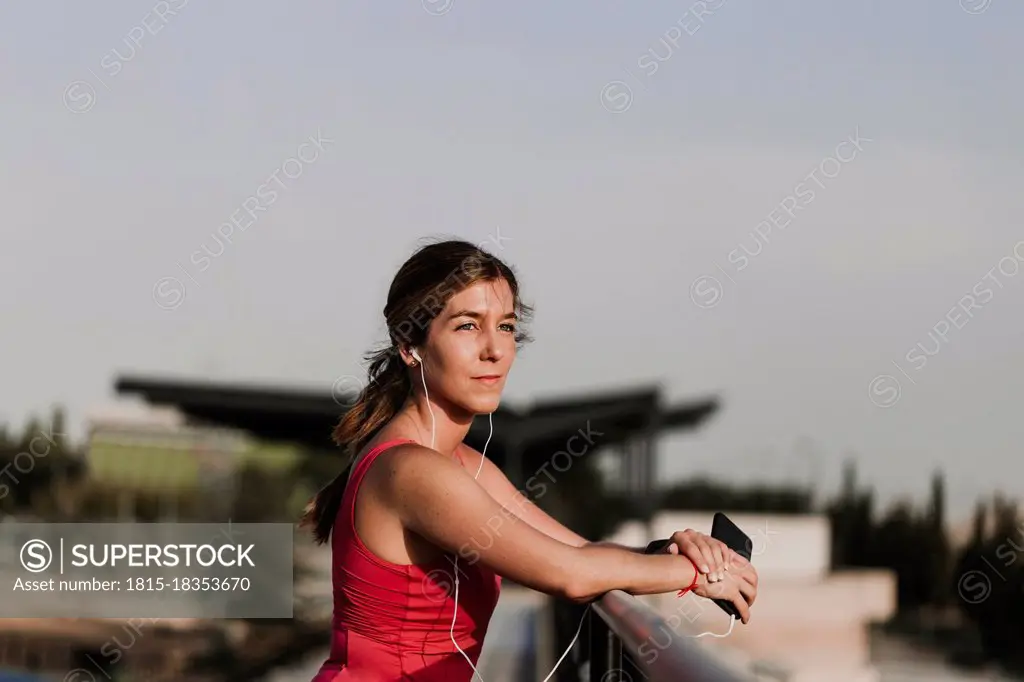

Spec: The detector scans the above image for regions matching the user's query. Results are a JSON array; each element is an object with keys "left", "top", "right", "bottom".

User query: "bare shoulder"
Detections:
[
  {"left": 370, "top": 442, "right": 469, "bottom": 500},
  {"left": 376, "top": 442, "right": 460, "bottom": 470}
]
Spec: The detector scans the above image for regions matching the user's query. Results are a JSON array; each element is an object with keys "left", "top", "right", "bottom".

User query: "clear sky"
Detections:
[{"left": 2, "top": 0, "right": 1022, "bottom": 523}]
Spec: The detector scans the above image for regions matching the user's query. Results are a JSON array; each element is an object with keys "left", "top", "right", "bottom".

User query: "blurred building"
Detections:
[{"left": 81, "top": 403, "right": 303, "bottom": 520}]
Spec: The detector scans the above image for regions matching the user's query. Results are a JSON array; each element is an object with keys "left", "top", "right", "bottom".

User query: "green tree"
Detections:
[
  {"left": 827, "top": 459, "right": 874, "bottom": 569},
  {"left": 925, "top": 471, "right": 952, "bottom": 605},
  {"left": 953, "top": 495, "right": 1024, "bottom": 671},
  {"left": 826, "top": 462, "right": 949, "bottom": 611}
]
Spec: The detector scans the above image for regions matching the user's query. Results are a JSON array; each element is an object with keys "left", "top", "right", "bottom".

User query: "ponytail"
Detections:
[{"left": 300, "top": 346, "right": 411, "bottom": 544}]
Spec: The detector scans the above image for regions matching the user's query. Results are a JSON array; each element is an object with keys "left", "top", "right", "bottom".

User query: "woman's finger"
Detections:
[
  {"left": 732, "top": 589, "right": 751, "bottom": 624},
  {"left": 736, "top": 563, "right": 758, "bottom": 592},
  {"left": 699, "top": 536, "right": 726, "bottom": 581},
  {"left": 693, "top": 537, "right": 720, "bottom": 580},
  {"left": 677, "top": 534, "right": 711, "bottom": 574},
  {"left": 680, "top": 542, "right": 707, "bottom": 574},
  {"left": 709, "top": 539, "right": 728, "bottom": 580},
  {"left": 726, "top": 549, "right": 748, "bottom": 572},
  {"left": 737, "top": 575, "right": 757, "bottom": 606}
]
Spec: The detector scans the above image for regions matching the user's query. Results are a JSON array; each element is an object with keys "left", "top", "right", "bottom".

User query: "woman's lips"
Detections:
[{"left": 473, "top": 375, "right": 501, "bottom": 385}]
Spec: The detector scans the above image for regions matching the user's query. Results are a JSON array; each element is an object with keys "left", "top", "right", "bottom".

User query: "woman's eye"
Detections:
[{"left": 455, "top": 322, "right": 516, "bottom": 333}]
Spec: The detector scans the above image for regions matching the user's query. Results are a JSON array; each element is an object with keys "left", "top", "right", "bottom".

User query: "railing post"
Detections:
[
  {"left": 606, "top": 624, "right": 623, "bottom": 678},
  {"left": 587, "top": 607, "right": 608, "bottom": 682}
]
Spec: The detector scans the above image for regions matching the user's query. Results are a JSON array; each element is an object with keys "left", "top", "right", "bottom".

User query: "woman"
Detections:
[{"left": 302, "top": 239, "right": 758, "bottom": 681}]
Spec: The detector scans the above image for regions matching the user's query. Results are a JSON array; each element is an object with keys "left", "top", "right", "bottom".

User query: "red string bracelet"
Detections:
[{"left": 676, "top": 556, "right": 700, "bottom": 597}]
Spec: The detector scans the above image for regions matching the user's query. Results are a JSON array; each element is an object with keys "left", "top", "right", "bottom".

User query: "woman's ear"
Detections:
[{"left": 398, "top": 345, "right": 419, "bottom": 367}]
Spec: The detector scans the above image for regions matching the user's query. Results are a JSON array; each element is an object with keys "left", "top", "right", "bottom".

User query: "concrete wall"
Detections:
[{"left": 648, "top": 511, "right": 832, "bottom": 580}]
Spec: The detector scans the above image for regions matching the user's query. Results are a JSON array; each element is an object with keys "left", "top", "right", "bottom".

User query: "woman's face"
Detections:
[{"left": 412, "top": 278, "right": 518, "bottom": 415}]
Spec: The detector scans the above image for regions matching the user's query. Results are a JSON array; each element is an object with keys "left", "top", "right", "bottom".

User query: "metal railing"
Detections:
[{"left": 585, "top": 590, "right": 760, "bottom": 682}]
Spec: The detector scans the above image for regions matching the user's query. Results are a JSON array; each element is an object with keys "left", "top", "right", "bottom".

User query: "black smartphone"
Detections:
[{"left": 710, "top": 512, "right": 753, "bottom": 619}]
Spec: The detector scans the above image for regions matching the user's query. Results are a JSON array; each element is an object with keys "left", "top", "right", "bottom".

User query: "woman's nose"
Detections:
[{"left": 481, "top": 331, "right": 504, "bottom": 361}]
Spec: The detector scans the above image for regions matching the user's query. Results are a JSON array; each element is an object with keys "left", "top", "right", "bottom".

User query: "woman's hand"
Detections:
[
  {"left": 661, "top": 529, "right": 735, "bottom": 583},
  {"left": 691, "top": 561, "right": 757, "bottom": 624},
  {"left": 729, "top": 552, "right": 759, "bottom": 597},
  {"left": 664, "top": 532, "right": 760, "bottom": 623}
]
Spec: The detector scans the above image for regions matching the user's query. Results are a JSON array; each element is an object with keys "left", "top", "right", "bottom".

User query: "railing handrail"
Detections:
[{"left": 589, "top": 590, "right": 760, "bottom": 682}]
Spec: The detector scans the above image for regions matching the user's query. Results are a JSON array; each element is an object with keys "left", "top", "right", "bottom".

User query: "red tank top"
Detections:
[{"left": 312, "top": 439, "right": 502, "bottom": 681}]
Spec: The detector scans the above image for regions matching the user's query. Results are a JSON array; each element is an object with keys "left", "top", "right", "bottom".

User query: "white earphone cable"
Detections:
[
  {"left": 687, "top": 614, "right": 736, "bottom": 639},
  {"left": 416, "top": 357, "right": 584, "bottom": 682},
  {"left": 419, "top": 356, "right": 436, "bottom": 451}
]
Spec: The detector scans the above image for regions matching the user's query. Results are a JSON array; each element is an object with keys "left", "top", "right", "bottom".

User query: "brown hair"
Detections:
[{"left": 300, "top": 238, "right": 532, "bottom": 544}]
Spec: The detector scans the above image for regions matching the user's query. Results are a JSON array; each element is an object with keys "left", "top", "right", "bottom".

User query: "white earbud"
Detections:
[{"left": 411, "top": 348, "right": 422, "bottom": 363}]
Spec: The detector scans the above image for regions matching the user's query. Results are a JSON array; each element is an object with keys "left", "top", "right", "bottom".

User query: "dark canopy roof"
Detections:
[{"left": 114, "top": 375, "right": 719, "bottom": 473}]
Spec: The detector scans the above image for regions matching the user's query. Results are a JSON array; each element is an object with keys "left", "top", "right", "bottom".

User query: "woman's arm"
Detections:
[
  {"left": 459, "top": 444, "right": 648, "bottom": 553},
  {"left": 456, "top": 443, "right": 591, "bottom": 547},
  {"left": 380, "top": 444, "right": 702, "bottom": 603},
  {"left": 458, "top": 444, "right": 742, "bottom": 579}
]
